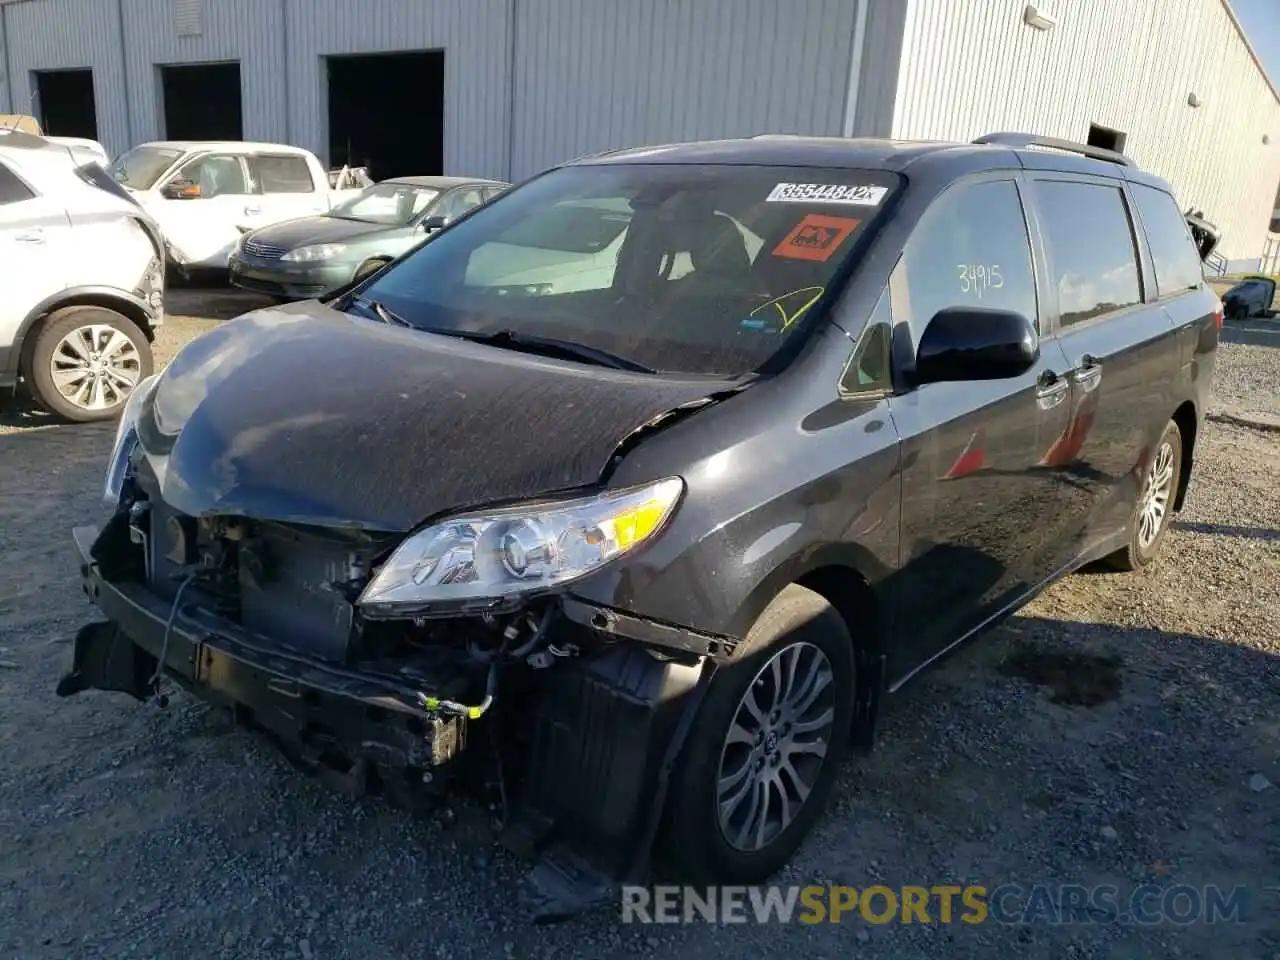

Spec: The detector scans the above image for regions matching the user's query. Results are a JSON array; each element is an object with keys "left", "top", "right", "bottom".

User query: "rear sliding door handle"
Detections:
[
  {"left": 13, "top": 229, "right": 44, "bottom": 243},
  {"left": 1035, "top": 371, "right": 1069, "bottom": 409},
  {"left": 1072, "top": 355, "right": 1103, "bottom": 391}
]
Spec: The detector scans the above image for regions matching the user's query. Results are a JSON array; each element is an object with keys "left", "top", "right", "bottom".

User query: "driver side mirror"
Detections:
[
  {"left": 419, "top": 215, "right": 447, "bottom": 233},
  {"left": 160, "top": 179, "right": 202, "bottom": 200},
  {"left": 914, "top": 307, "right": 1038, "bottom": 384}
]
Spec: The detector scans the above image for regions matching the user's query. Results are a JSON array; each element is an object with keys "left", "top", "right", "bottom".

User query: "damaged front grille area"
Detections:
[
  {"left": 77, "top": 471, "right": 724, "bottom": 916},
  {"left": 136, "top": 495, "right": 381, "bottom": 663}
]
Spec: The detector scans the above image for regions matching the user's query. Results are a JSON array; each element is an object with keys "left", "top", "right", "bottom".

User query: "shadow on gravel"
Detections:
[
  {"left": 1172, "top": 519, "right": 1280, "bottom": 541},
  {"left": 995, "top": 643, "right": 1123, "bottom": 706},
  {"left": 0, "top": 397, "right": 60, "bottom": 429},
  {"left": 1220, "top": 323, "right": 1280, "bottom": 348}
]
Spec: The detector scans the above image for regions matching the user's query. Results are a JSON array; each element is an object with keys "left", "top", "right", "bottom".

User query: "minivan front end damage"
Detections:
[{"left": 62, "top": 453, "right": 723, "bottom": 920}]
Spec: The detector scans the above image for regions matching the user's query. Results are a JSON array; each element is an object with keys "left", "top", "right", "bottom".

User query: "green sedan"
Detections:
[{"left": 229, "top": 176, "right": 507, "bottom": 299}]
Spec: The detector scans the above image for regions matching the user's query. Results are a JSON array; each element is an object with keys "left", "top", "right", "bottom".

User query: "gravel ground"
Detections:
[
  {"left": 1212, "top": 340, "right": 1280, "bottom": 422},
  {"left": 1, "top": 292, "right": 1277, "bottom": 958}
]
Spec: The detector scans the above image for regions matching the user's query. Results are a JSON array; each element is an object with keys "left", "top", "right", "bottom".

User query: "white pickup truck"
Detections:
[{"left": 109, "top": 141, "right": 369, "bottom": 270}]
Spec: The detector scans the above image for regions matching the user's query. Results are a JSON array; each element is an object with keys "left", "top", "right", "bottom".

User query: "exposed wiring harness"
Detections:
[
  {"left": 149, "top": 569, "right": 201, "bottom": 706},
  {"left": 422, "top": 606, "right": 556, "bottom": 719}
]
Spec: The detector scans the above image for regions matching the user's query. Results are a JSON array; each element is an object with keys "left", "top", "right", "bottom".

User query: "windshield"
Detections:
[
  {"left": 110, "top": 146, "right": 183, "bottom": 190},
  {"left": 361, "top": 164, "right": 898, "bottom": 376},
  {"left": 331, "top": 182, "right": 442, "bottom": 225}
]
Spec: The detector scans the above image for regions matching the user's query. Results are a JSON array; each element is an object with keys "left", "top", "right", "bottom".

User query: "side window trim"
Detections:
[
  {"left": 1025, "top": 173, "right": 1147, "bottom": 333},
  {"left": 251, "top": 153, "right": 317, "bottom": 194},
  {"left": 839, "top": 288, "right": 894, "bottom": 398},
  {"left": 161, "top": 152, "right": 252, "bottom": 197},
  {"left": 158, "top": 151, "right": 200, "bottom": 190},
  {"left": 0, "top": 158, "right": 38, "bottom": 203},
  {"left": 1125, "top": 181, "right": 1203, "bottom": 303}
]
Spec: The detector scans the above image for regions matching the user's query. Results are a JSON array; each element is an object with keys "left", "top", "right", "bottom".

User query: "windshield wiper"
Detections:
[
  {"left": 350, "top": 296, "right": 413, "bottom": 328},
  {"left": 444, "top": 329, "right": 656, "bottom": 373}
]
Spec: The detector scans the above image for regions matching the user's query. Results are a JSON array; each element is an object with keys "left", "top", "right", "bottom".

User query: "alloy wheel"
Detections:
[
  {"left": 48, "top": 324, "right": 141, "bottom": 413},
  {"left": 716, "top": 641, "right": 836, "bottom": 852},
  {"left": 1137, "top": 440, "right": 1175, "bottom": 550}
]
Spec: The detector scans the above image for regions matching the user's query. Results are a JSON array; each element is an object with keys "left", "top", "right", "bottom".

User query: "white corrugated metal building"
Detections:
[{"left": 1, "top": 0, "right": 1277, "bottom": 260}]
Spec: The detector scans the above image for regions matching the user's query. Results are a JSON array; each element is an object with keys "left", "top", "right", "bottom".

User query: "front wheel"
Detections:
[
  {"left": 1104, "top": 419, "right": 1183, "bottom": 571},
  {"left": 27, "top": 307, "right": 154, "bottom": 423},
  {"left": 664, "top": 584, "right": 854, "bottom": 884}
]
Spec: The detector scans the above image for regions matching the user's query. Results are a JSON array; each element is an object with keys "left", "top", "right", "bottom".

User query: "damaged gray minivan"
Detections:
[{"left": 60, "top": 133, "right": 1219, "bottom": 918}]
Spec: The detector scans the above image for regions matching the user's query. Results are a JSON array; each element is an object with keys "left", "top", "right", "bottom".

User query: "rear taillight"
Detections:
[{"left": 1213, "top": 300, "right": 1224, "bottom": 331}]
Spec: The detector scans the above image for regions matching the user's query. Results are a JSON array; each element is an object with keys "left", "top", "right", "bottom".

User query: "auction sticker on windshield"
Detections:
[
  {"left": 766, "top": 182, "right": 888, "bottom": 205},
  {"left": 772, "top": 214, "right": 860, "bottom": 262}
]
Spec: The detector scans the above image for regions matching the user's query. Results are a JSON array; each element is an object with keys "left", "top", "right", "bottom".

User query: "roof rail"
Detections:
[{"left": 973, "top": 132, "right": 1134, "bottom": 167}]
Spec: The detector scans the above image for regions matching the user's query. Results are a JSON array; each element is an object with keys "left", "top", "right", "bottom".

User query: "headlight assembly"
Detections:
[
  {"left": 282, "top": 243, "right": 347, "bottom": 262},
  {"left": 359, "top": 477, "right": 684, "bottom": 615},
  {"left": 103, "top": 373, "right": 158, "bottom": 502}
]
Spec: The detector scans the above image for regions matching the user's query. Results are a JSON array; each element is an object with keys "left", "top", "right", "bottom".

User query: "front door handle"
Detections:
[
  {"left": 1035, "top": 370, "right": 1069, "bottom": 409},
  {"left": 13, "top": 229, "right": 44, "bottom": 243},
  {"left": 243, "top": 205, "right": 262, "bottom": 216},
  {"left": 1072, "top": 354, "right": 1103, "bottom": 391}
]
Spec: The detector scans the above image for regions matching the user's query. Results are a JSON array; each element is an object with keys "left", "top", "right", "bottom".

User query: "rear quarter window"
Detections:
[
  {"left": 0, "top": 160, "right": 34, "bottom": 204},
  {"left": 1130, "top": 183, "right": 1204, "bottom": 298}
]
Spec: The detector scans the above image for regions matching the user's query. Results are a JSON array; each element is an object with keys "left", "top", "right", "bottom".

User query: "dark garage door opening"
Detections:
[
  {"left": 35, "top": 68, "right": 97, "bottom": 139},
  {"left": 160, "top": 62, "right": 243, "bottom": 141},
  {"left": 327, "top": 50, "right": 444, "bottom": 180}
]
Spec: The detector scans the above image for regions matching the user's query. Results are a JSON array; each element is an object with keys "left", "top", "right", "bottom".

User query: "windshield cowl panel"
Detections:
[{"left": 358, "top": 164, "right": 901, "bottom": 378}]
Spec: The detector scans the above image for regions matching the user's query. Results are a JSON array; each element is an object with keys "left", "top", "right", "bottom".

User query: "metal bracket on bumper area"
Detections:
[
  {"left": 560, "top": 596, "right": 738, "bottom": 659},
  {"left": 63, "top": 525, "right": 455, "bottom": 800}
]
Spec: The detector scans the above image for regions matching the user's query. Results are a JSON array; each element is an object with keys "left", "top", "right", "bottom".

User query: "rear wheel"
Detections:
[
  {"left": 28, "top": 307, "right": 153, "bottom": 423},
  {"left": 1104, "top": 419, "right": 1182, "bottom": 571},
  {"left": 664, "top": 585, "right": 854, "bottom": 883}
]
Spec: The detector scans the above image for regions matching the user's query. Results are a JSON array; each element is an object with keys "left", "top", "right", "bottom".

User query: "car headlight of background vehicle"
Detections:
[
  {"left": 359, "top": 477, "right": 684, "bottom": 613},
  {"left": 281, "top": 243, "right": 347, "bottom": 262},
  {"left": 103, "top": 374, "right": 159, "bottom": 501}
]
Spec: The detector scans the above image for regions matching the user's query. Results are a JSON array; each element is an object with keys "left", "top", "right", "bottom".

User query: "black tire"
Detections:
[
  {"left": 27, "top": 307, "right": 154, "bottom": 423},
  {"left": 664, "top": 584, "right": 854, "bottom": 884},
  {"left": 353, "top": 259, "right": 389, "bottom": 283},
  {"left": 1103, "top": 419, "right": 1183, "bottom": 571}
]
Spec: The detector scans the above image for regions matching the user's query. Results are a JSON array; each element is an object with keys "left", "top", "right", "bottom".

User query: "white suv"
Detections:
[{"left": 0, "top": 130, "right": 163, "bottom": 422}]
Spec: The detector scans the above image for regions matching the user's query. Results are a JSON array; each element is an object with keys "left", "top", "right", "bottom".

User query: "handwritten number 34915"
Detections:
[{"left": 957, "top": 264, "right": 1004, "bottom": 298}]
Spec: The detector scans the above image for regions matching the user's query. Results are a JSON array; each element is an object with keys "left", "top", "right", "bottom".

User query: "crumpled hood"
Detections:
[{"left": 136, "top": 302, "right": 720, "bottom": 531}]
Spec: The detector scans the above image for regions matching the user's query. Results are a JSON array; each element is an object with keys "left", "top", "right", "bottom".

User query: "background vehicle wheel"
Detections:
[
  {"left": 665, "top": 584, "right": 854, "bottom": 884},
  {"left": 27, "top": 307, "right": 153, "bottom": 423},
  {"left": 1104, "top": 419, "right": 1183, "bottom": 571},
  {"left": 353, "top": 259, "right": 389, "bottom": 283}
]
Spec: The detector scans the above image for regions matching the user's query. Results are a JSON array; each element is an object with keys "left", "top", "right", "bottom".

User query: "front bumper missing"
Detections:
[
  {"left": 63, "top": 525, "right": 460, "bottom": 800},
  {"left": 64, "top": 523, "right": 714, "bottom": 920}
]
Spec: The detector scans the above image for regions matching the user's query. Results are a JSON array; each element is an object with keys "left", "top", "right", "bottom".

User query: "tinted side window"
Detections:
[
  {"left": 440, "top": 187, "right": 486, "bottom": 220},
  {"left": 1130, "top": 183, "right": 1203, "bottom": 297},
  {"left": 0, "top": 161, "right": 35, "bottom": 204},
  {"left": 178, "top": 155, "right": 249, "bottom": 198},
  {"left": 250, "top": 155, "right": 315, "bottom": 194},
  {"left": 900, "top": 180, "right": 1038, "bottom": 339},
  {"left": 1035, "top": 181, "right": 1142, "bottom": 326}
]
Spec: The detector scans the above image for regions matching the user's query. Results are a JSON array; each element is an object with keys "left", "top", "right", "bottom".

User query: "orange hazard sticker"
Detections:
[{"left": 772, "top": 214, "right": 860, "bottom": 262}]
